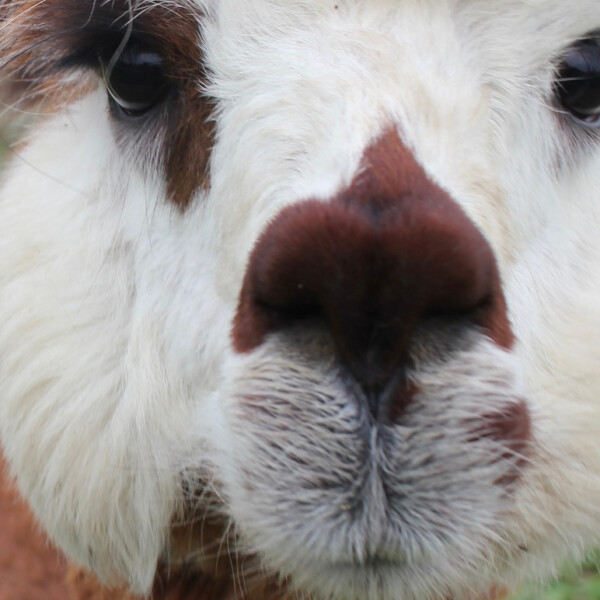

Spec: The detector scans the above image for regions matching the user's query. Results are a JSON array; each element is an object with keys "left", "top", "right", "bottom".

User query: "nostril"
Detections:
[
  {"left": 423, "top": 291, "right": 495, "bottom": 326},
  {"left": 253, "top": 289, "right": 325, "bottom": 332}
]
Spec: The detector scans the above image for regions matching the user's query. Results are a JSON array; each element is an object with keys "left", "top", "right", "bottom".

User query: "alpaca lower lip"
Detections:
[{"left": 310, "top": 556, "right": 416, "bottom": 589}]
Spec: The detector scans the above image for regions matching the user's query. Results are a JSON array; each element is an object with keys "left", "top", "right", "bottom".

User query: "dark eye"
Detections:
[
  {"left": 556, "top": 36, "right": 600, "bottom": 126},
  {"left": 102, "top": 40, "right": 173, "bottom": 119}
]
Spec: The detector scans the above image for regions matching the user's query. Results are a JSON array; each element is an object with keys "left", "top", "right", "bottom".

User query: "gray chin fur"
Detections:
[{"left": 222, "top": 327, "right": 527, "bottom": 600}]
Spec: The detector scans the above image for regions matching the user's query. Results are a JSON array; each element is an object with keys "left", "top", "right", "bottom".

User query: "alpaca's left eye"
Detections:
[
  {"left": 102, "top": 40, "right": 173, "bottom": 119},
  {"left": 556, "top": 37, "right": 600, "bottom": 126}
]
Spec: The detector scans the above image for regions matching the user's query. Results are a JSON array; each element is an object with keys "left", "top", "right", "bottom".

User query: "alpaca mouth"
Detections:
[
  {"left": 288, "top": 546, "right": 471, "bottom": 600},
  {"left": 330, "top": 554, "right": 409, "bottom": 571},
  {"left": 217, "top": 329, "right": 529, "bottom": 599}
]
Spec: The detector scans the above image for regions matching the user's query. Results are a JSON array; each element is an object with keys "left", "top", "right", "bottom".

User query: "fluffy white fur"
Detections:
[{"left": 2, "top": 1, "right": 600, "bottom": 598}]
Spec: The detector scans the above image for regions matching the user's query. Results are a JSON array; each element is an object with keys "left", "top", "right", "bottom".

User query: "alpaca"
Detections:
[{"left": 1, "top": 1, "right": 600, "bottom": 599}]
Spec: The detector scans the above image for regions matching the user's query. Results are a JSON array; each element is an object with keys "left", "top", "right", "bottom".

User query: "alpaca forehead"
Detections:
[
  {"left": 196, "top": 0, "right": 600, "bottom": 95},
  {"left": 10, "top": 0, "right": 597, "bottom": 102},
  {"left": 196, "top": 0, "right": 600, "bottom": 31},
  {"left": 13, "top": 0, "right": 599, "bottom": 49}
]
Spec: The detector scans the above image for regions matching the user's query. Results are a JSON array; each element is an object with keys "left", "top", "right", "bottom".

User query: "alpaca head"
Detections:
[{"left": 1, "top": 1, "right": 600, "bottom": 599}]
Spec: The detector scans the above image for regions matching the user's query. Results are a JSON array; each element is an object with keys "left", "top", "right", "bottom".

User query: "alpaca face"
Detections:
[{"left": 1, "top": 1, "right": 600, "bottom": 599}]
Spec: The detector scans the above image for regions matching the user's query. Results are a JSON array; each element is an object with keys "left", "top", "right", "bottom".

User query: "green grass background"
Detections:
[{"left": 508, "top": 553, "right": 600, "bottom": 600}]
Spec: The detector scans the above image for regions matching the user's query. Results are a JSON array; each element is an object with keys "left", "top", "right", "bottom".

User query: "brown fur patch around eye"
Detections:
[
  {"left": 163, "top": 68, "right": 214, "bottom": 210},
  {"left": 0, "top": 0, "right": 214, "bottom": 209}
]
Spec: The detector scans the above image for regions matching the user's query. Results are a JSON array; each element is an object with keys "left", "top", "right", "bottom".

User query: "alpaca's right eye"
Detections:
[{"left": 102, "top": 40, "right": 174, "bottom": 120}]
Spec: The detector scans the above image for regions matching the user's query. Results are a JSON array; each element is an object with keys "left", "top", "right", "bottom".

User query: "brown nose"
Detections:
[{"left": 233, "top": 131, "right": 512, "bottom": 418}]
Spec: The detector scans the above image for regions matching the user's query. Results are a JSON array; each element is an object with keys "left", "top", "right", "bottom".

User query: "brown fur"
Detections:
[{"left": 0, "top": 455, "right": 70, "bottom": 600}]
